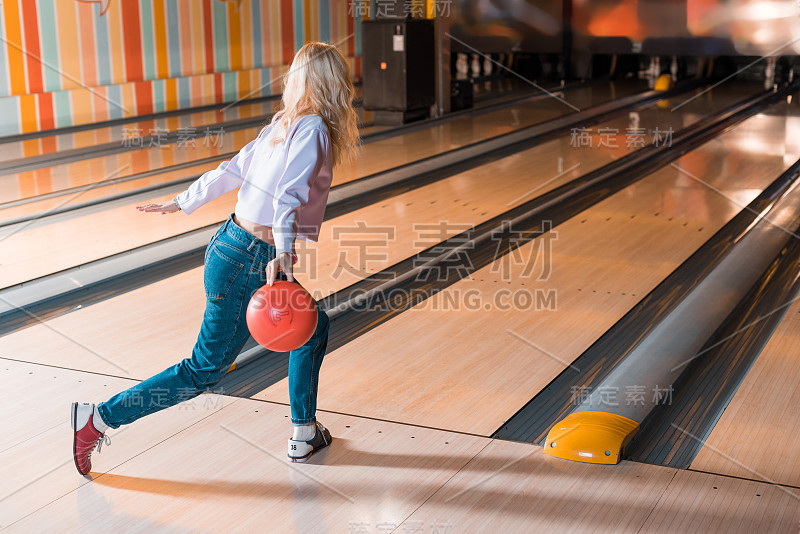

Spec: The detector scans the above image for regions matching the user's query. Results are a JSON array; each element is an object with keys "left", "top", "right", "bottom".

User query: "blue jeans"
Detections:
[{"left": 98, "top": 213, "right": 329, "bottom": 428}]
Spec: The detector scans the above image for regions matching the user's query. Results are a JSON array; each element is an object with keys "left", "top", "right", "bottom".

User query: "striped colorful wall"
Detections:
[{"left": 0, "top": 0, "right": 362, "bottom": 136}]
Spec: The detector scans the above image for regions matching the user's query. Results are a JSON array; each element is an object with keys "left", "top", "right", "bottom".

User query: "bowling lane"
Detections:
[
  {"left": 402, "top": 439, "right": 798, "bottom": 533},
  {"left": 0, "top": 359, "right": 240, "bottom": 526},
  {"left": 0, "top": 80, "right": 645, "bottom": 209},
  {"left": 0, "top": 80, "right": 674, "bottom": 289},
  {"left": 0, "top": 160, "right": 219, "bottom": 222},
  {"left": 0, "top": 77, "right": 533, "bottom": 163},
  {"left": 0, "top": 77, "right": 548, "bottom": 166},
  {"left": 0, "top": 95, "right": 286, "bottom": 164},
  {"left": 690, "top": 293, "right": 800, "bottom": 487},
  {"left": 251, "top": 94, "right": 800, "bottom": 436},
  {"left": 0, "top": 84, "right": 761, "bottom": 381},
  {"left": 473, "top": 75, "right": 536, "bottom": 100},
  {"left": 5, "top": 358, "right": 795, "bottom": 531}
]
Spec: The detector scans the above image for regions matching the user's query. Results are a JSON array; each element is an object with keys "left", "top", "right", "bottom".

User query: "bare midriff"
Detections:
[{"left": 233, "top": 214, "right": 276, "bottom": 247}]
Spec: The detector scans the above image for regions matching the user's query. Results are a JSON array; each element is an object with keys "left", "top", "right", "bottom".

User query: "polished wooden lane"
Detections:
[
  {"left": 0, "top": 88, "right": 745, "bottom": 377},
  {"left": 0, "top": 158, "right": 227, "bottom": 223},
  {"left": 0, "top": 125, "right": 620, "bottom": 377},
  {"left": 0, "top": 93, "right": 294, "bottom": 162},
  {"left": 0, "top": 81, "right": 647, "bottom": 206},
  {"left": 3, "top": 90, "right": 797, "bottom": 534},
  {"left": 638, "top": 470, "right": 799, "bottom": 533},
  {"left": 0, "top": 82, "right": 650, "bottom": 227},
  {"left": 690, "top": 295, "right": 800, "bottom": 488},
  {"left": 0, "top": 83, "right": 754, "bottom": 290},
  {"left": 4, "top": 366, "right": 795, "bottom": 532},
  {"left": 401, "top": 439, "right": 799, "bottom": 533},
  {"left": 0, "top": 359, "right": 240, "bottom": 527},
  {"left": 2, "top": 364, "right": 487, "bottom": 531},
  {"left": 0, "top": 126, "right": 251, "bottom": 206},
  {"left": 0, "top": 78, "right": 577, "bottom": 170},
  {"left": 254, "top": 100, "right": 800, "bottom": 436}
]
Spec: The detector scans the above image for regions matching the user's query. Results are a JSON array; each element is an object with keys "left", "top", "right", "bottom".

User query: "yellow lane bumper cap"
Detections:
[{"left": 543, "top": 411, "right": 640, "bottom": 465}]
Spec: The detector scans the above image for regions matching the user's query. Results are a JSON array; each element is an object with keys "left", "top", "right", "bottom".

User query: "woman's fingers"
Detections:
[
  {"left": 136, "top": 202, "right": 179, "bottom": 213},
  {"left": 265, "top": 260, "right": 277, "bottom": 286},
  {"left": 281, "top": 253, "right": 294, "bottom": 282},
  {"left": 137, "top": 204, "right": 163, "bottom": 212},
  {"left": 265, "top": 254, "right": 295, "bottom": 285}
]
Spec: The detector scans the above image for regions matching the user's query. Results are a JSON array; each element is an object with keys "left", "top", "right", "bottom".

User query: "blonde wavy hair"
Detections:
[{"left": 263, "top": 42, "right": 360, "bottom": 167}]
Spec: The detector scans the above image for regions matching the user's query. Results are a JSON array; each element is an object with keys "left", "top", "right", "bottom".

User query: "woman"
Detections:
[{"left": 71, "top": 42, "right": 360, "bottom": 475}]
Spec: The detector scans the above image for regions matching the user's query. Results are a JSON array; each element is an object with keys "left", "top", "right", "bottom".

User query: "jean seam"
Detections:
[
  {"left": 232, "top": 257, "right": 255, "bottom": 325},
  {"left": 101, "top": 395, "right": 160, "bottom": 428},
  {"left": 111, "top": 403, "right": 163, "bottom": 427},
  {"left": 217, "top": 318, "right": 242, "bottom": 382},
  {"left": 226, "top": 227, "right": 255, "bottom": 248},
  {"left": 305, "top": 312, "right": 327, "bottom": 421},
  {"left": 191, "top": 281, "right": 246, "bottom": 392},
  {"left": 307, "top": 351, "right": 315, "bottom": 420},
  {"left": 216, "top": 238, "right": 255, "bottom": 259},
  {"left": 205, "top": 227, "right": 224, "bottom": 264},
  {"left": 206, "top": 246, "right": 245, "bottom": 301}
]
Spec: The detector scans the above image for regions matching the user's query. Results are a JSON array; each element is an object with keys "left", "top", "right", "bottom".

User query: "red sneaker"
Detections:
[{"left": 71, "top": 402, "right": 110, "bottom": 476}]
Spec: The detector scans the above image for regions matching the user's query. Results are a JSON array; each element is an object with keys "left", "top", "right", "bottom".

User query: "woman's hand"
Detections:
[
  {"left": 137, "top": 200, "right": 180, "bottom": 214},
  {"left": 265, "top": 252, "right": 295, "bottom": 285}
]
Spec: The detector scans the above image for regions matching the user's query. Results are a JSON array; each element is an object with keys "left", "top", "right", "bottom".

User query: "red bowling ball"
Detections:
[{"left": 246, "top": 281, "right": 318, "bottom": 352}]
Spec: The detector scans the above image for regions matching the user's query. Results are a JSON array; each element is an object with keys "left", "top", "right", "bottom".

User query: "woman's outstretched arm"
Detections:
[{"left": 137, "top": 137, "right": 260, "bottom": 214}]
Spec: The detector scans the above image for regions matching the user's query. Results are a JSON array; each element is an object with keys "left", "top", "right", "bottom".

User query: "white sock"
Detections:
[
  {"left": 292, "top": 423, "right": 316, "bottom": 441},
  {"left": 92, "top": 406, "right": 109, "bottom": 433}
]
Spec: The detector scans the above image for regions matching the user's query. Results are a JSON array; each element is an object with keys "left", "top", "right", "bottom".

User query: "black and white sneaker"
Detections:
[{"left": 287, "top": 421, "right": 332, "bottom": 463}]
